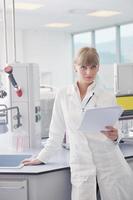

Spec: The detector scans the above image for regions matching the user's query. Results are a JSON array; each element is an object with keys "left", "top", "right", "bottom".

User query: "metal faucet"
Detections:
[{"left": 0, "top": 104, "right": 22, "bottom": 129}]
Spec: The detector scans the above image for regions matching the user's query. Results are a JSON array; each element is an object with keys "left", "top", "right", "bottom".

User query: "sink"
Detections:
[{"left": 0, "top": 154, "right": 32, "bottom": 168}]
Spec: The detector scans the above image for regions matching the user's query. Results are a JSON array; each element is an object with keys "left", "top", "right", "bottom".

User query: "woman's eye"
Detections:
[
  {"left": 81, "top": 66, "right": 87, "bottom": 70},
  {"left": 80, "top": 65, "right": 97, "bottom": 70},
  {"left": 91, "top": 65, "right": 97, "bottom": 69}
]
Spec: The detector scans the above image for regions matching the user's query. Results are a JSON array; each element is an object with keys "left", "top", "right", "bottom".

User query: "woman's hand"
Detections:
[
  {"left": 101, "top": 126, "right": 118, "bottom": 142},
  {"left": 22, "top": 158, "right": 44, "bottom": 166}
]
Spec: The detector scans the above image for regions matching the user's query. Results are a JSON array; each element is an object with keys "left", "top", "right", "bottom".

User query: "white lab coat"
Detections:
[{"left": 38, "top": 81, "right": 133, "bottom": 200}]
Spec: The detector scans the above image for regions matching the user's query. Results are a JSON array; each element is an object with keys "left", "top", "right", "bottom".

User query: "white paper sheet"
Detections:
[{"left": 79, "top": 106, "right": 123, "bottom": 133}]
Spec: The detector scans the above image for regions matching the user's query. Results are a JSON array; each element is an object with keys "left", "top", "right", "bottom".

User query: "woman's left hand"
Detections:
[{"left": 101, "top": 126, "right": 118, "bottom": 141}]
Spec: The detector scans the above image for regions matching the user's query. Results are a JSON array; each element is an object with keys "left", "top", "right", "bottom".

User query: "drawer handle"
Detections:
[{"left": 0, "top": 186, "right": 25, "bottom": 190}]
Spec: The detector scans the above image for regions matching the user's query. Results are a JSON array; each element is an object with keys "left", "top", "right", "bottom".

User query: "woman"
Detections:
[{"left": 23, "top": 47, "right": 133, "bottom": 200}]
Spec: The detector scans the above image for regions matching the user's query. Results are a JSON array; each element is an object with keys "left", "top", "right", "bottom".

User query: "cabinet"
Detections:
[
  {"left": 0, "top": 157, "right": 132, "bottom": 200},
  {"left": 0, "top": 168, "right": 71, "bottom": 200},
  {"left": 28, "top": 169, "right": 71, "bottom": 200},
  {"left": 0, "top": 180, "right": 27, "bottom": 200}
]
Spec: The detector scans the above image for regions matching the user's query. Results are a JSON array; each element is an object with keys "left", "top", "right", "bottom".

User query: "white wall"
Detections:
[
  {"left": 1, "top": 28, "right": 74, "bottom": 87},
  {"left": 0, "top": 28, "right": 6, "bottom": 66},
  {"left": 18, "top": 30, "right": 73, "bottom": 88}
]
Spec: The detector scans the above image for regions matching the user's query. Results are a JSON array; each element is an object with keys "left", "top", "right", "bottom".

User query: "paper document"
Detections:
[{"left": 79, "top": 106, "right": 123, "bottom": 133}]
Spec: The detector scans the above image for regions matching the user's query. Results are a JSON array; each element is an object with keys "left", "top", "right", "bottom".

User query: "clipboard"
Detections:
[{"left": 79, "top": 106, "right": 123, "bottom": 133}]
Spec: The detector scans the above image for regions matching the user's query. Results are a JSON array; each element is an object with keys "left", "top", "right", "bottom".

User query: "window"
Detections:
[
  {"left": 95, "top": 27, "right": 116, "bottom": 64},
  {"left": 120, "top": 23, "right": 133, "bottom": 63},
  {"left": 73, "top": 32, "right": 91, "bottom": 56}
]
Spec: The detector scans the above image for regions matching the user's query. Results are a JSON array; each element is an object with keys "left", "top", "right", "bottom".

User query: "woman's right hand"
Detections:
[{"left": 22, "top": 158, "right": 44, "bottom": 166}]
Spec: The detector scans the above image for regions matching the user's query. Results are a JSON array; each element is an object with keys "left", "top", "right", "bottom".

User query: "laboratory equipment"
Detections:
[
  {"left": 0, "top": 70, "right": 7, "bottom": 98},
  {"left": 119, "top": 119, "right": 133, "bottom": 136},
  {"left": 0, "top": 104, "right": 21, "bottom": 134},
  {"left": 114, "top": 63, "right": 133, "bottom": 95},
  {"left": 116, "top": 95, "right": 133, "bottom": 117},
  {"left": 4, "top": 65, "right": 23, "bottom": 97},
  {"left": 116, "top": 95, "right": 133, "bottom": 138},
  {"left": 114, "top": 63, "right": 133, "bottom": 139},
  {"left": 0, "top": 104, "right": 8, "bottom": 134},
  {"left": 0, "top": 120, "right": 8, "bottom": 134},
  {"left": 0, "top": 90, "right": 7, "bottom": 98},
  {"left": 40, "top": 85, "right": 56, "bottom": 138},
  {"left": 7, "top": 62, "right": 41, "bottom": 149}
]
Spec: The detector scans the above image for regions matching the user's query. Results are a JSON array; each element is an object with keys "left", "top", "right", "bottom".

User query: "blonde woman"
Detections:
[{"left": 23, "top": 47, "right": 133, "bottom": 200}]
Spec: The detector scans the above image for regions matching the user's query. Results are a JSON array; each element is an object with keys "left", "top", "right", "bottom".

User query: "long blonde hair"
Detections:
[{"left": 74, "top": 47, "right": 99, "bottom": 66}]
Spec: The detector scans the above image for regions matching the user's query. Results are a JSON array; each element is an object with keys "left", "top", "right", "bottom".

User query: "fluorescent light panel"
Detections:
[
  {"left": 88, "top": 10, "right": 121, "bottom": 17},
  {"left": 15, "top": 3, "right": 43, "bottom": 10},
  {"left": 45, "top": 23, "right": 71, "bottom": 28}
]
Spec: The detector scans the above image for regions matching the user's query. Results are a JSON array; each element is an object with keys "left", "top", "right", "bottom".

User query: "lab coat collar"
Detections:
[
  {"left": 66, "top": 79, "right": 105, "bottom": 99},
  {"left": 67, "top": 81, "right": 96, "bottom": 96}
]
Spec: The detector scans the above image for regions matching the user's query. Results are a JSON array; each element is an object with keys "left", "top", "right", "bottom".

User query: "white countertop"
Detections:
[
  {"left": 0, "top": 148, "right": 70, "bottom": 174},
  {"left": 0, "top": 142, "right": 133, "bottom": 175}
]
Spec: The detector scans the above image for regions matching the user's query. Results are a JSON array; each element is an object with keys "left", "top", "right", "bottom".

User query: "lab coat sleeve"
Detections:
[{"left": 37, "top": 90, "right": 66, "bottom": 163}]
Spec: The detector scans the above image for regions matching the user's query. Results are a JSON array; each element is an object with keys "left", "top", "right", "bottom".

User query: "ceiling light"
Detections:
[
  {"left": 88, "top": 10, "right": 121, "bottom": 17},
  {"left": 45, "top": 23, "right": 71, "bottom": 28},
  {"left": 15, "top": 3, "right": 43, "bottom": 10}
]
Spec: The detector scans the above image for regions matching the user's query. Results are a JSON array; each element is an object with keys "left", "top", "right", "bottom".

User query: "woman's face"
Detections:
[{"left": 75, "top": 64, "right": 99, "bottom": 85}]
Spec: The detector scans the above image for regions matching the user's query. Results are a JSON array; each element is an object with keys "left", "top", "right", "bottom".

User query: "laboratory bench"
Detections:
[
  {"left": 0, "top": 142, "right": 133, "bottom": 200},
  {"left": 0, "top": 148, "right": 71, "bottom": 200}
]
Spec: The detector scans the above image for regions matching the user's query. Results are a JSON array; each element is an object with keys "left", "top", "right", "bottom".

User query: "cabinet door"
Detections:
[{"left": 0, "top": 180, "right": 27, "bottom": 200}]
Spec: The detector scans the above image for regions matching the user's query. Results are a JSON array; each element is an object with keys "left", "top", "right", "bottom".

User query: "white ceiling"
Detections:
[{"left": 2, "top": 0, "right": 133, "bottom": 33}]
